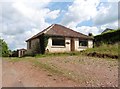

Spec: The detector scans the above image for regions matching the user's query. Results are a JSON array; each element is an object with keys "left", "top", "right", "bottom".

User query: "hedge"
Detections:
[{"left": 94, "top": 29, "right": 120, "bottom": 46}]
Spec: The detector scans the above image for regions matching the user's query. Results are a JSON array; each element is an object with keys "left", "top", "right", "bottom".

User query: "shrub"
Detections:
[
  {"left": 94, "top": 29, "right": 120, "bottom": 46},
  {"left": 10, "top": 50, "right": 18, "bottom": 57},
  {"left": 0, "top": 38, "right": 10, "bottom": 57}
]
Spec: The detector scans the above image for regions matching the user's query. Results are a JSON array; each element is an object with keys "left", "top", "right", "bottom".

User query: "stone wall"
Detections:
[{"left": 27, "top": 38, "right": 39, "bottom": 52}]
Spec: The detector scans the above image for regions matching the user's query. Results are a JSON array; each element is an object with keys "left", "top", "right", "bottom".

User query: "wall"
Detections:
[
  {"left": 74, "top": 38, "right": 88, "bottom": 51},
  {"left": 88, "top": 40, "right": 93, "bottom": 48},
  {"left": 46, "top": 37, "right": 93, "bottom": 53},
  {"left": 18, "top": 50, "right": 26, "bottom": 57},
  {"left": 27, "top": 38, "right": 39, "bottom": 52},
  {"left": 27, "top": 37, "right": 93, "bottom": 53},
  {"left": 46, "top": 37, "right": 71, "bottom": 53}
]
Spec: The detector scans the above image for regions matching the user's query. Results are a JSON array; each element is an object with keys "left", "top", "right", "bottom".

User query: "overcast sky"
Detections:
[{"left": 0, "top": 0, "right": 119, "bottom": 50}]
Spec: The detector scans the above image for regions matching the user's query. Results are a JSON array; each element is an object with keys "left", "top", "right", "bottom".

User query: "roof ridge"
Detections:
[
  {"left": 43, "top": 24, "right": 55, "bottom": 33},
  {"left": 54, "top": 24, "right": 89, "bottom": 37}
]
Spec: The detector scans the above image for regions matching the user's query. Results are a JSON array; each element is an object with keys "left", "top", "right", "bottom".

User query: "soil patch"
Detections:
[{"left": 87, "top": 52, "right": 118, "bottom": 59}]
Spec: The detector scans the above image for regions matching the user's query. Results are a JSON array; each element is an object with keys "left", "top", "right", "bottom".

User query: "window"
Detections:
[
  {"left": 79, "top": 40, "right": 88, "bottom": 46},
  {"left": 29, "top": 41, "right": 31, "bottom": 49},
  {"left": 52, "top": 37, "right": 65, "bottom": 46}
]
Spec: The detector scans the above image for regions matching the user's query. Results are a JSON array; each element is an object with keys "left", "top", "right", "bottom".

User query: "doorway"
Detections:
[{"left": 71, "top": 38, "right": 75, "bottom": 51}]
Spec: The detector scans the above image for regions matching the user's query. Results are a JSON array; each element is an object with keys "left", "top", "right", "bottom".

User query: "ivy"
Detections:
[
  {"left": 44, "top": 35, "right": 50, "bottom": 49},
  {"left": 39, "top": 34, "right": 50, "bottom": 54}
]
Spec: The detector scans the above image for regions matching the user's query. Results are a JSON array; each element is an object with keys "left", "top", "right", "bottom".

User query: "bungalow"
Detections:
[{"left": 26, "top": 24, "right": 93, "bottom": 54}]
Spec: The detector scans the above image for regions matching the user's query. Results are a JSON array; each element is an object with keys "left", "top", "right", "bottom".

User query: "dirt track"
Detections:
[
  {"left": 2, "top": 59, "right": 79, "bottom": 87},
  {"left": 2, "top": 56, "right": 118, "bottom": 87},
  {"left": 38, "top": 56, "right": 118, "bottom": 87}
]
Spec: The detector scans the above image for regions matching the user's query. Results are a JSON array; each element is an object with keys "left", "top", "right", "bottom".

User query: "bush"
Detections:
[
  {"left": 94, "top": 29, "right": 120, "bottom": 46},
  {"left": 10, "top": 50, "right": 18, "bottom": 57},
  {"left": 0, "top": 38, "right": 10, "bottom": 57}
]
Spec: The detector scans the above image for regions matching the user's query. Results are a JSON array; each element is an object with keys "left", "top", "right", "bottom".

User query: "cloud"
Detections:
[
  {"left": 0, "top": 1, "right": 61, "bottom": 50},
  {"left": 61, "top": 0, "right": 118, "bottom": 36},
  {"left": 0, "top": 0, "right": 119, "bottom": 50},
  {"left": 61, "top": 0, "right": 100, "bottom": 27},
  {"left": 100, "top": 21, "right": 118, "bottom": 31},
  {"left": 108, "top": 0, "right": 120, "bottom": 2},
  {"left": 46, "top": 10, "right": 60, "bottom": 19},
  {"left": 0, "top": 0, "right": 51, "bottom": 3},
  {"left": 60, "top": 0, "right": 101, "bottom": 36},
  {"left": 74, "top": 26, "right": 99, "bottom": 36},
  {"left": 1, "top": 27, "right": 41, "bottom": 50},
  {"left": 1, "top": 3, "right": 39, "bottom": 35},
  {"left": 93, "top": 2, "right": 118, "bottom": 25}
]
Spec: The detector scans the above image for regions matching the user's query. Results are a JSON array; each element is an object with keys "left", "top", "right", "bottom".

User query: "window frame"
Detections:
[
  {"left": 79, "top": 39, "right": 88, "bottom": 47},
  {"left": 52, "top": 37, "right": 65, "bottom": 47},
  {"left": 29, "top": 41, "right": 31, "bottom": 49}
]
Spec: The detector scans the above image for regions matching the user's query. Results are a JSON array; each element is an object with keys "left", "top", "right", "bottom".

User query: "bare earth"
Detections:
[
  {"left": 2, "top": 58, "right": 79, "bottom": 87},
  {"left": 2, "top": 56, "right": 118, "bottom": 87}
]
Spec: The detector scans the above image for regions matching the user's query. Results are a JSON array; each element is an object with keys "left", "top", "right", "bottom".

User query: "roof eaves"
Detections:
[
  {"left": 43, "top": 24, "right": 55, "bottom": 34},
  {"left": 26, "top": 24, "right": 54, "bottom": 42}
]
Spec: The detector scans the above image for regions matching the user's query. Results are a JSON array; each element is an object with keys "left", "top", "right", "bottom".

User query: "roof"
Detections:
[
  {"left": 26, "top": 24, "right": 93, "bottom": 42},
  {"left": 17, "top": 48, "right": 27, "bottom": 51}
]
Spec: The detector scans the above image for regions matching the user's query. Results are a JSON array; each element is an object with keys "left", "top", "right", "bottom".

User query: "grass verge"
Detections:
[
  {"left": 2, "top": 57, "right": 34, "bottom": 62},
  {"left": 35, "top": 52, "right": 82, "bottom": 58},
  {"left": 84, "top": 43, "right": 118, "bottom": 56}
]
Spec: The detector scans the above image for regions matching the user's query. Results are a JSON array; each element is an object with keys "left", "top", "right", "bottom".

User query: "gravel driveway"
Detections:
[{"left": 2, "top": 56, "right": 118, "bottom": 87}]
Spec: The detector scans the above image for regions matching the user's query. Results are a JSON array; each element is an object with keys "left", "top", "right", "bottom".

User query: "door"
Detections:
[{"left": 71, "top": 38, "right": 75, "bottom": 51}]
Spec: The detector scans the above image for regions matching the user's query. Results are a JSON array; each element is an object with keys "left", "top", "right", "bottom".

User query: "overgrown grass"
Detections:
[
  {"left": 2, "top": 57, "right": 21, "bottom": 62},
  {"left": 35, "top": 43, "right": 119, "bottom": 59},
  {"left": 2, "top": 57, "right": 33, "bottom": 62},
  {"left": 83, "top": 43, "right": 119, "bottom": 56},
  {"left": 3, "top": 43, "right": 119, "bottom": 61},
  {"left": 35, "top": 52, "right": 82, "bottom": 58}
]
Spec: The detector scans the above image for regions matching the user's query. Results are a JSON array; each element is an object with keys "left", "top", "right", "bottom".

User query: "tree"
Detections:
[
  {"left": 0, "top": 38, "right": 10, "bottom": 57},
  {"left": 88, "top": 33, "right": 93, "bottom": 37}
]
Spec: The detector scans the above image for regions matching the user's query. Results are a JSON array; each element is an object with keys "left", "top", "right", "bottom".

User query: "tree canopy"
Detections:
[{"left": 0, "top": 38, "right": 10, "bottom": 57}]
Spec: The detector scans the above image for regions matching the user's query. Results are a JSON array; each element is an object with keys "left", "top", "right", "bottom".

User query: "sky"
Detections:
[{"left": 0, "top": 0, "right": 119, "bottom": 50}]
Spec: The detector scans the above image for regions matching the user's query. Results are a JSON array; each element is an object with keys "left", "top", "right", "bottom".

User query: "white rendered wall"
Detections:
[{"left": 46, "top": 37, "right": 71, "bottom": 53}]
